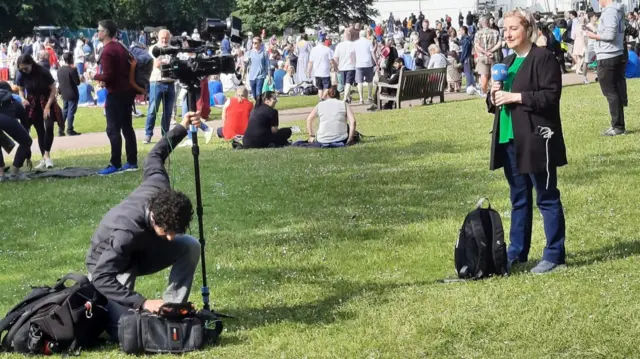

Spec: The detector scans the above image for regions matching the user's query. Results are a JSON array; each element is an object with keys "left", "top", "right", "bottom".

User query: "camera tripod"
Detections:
[{"left": 185, "top": 83, "right": 210, "bottom": 311}]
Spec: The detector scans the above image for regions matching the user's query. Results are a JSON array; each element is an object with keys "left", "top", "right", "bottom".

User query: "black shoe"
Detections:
[
  {"left": 67, "top": 130, "right": 81, "bottom": 136},
  {"left": 58, "top": 131, "right": 66, "bottom": 137}
]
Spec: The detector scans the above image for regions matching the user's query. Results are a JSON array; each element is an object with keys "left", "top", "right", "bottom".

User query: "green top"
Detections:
[{"left": 498, "top": 57, "right": 526, "bottom": 144}]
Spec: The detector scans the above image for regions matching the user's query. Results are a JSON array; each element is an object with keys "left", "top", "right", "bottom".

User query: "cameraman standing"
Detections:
[
  {"left": 585, "top": 0, "right": 627, "bottom": 136},
  {"left": 145, "top": 30, "right": 176, "bottom": 144},
  {"left": 94, "top": 20, "right": 138, "bottom": 175}
]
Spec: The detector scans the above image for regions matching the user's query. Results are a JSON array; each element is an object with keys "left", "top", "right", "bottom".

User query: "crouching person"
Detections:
[{"left": 86, "top": 111, "right": 203, "bottom": 341}]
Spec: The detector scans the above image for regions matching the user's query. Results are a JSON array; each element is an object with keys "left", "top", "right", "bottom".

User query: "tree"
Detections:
[
  {"left": 0, "top": 0, "right": 111, "bottom": 39},
  {"left": 235, "top": 0, "right": 378, "bottom": 34},
  {"left": 0, "top": 0, "right": 235, "bottom": 41}
]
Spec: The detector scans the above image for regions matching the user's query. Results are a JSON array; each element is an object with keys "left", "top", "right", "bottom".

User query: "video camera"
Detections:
[{"left": 153, "top": 16, "right": 243, "bottom": 85}]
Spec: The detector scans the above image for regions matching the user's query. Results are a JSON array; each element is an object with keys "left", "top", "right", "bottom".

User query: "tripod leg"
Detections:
[{"left": 186, "top": 86, "right": 210, "bottom": 311}]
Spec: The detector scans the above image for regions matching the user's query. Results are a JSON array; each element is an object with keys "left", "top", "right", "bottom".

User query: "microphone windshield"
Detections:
[{"left": 491, "top": 63, "right": 508, "bottom": 82}]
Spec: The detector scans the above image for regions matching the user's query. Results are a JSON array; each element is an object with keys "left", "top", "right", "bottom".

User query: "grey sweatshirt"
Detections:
[{"left": 594, "top": 2, "right": 624, "bottom": 60}]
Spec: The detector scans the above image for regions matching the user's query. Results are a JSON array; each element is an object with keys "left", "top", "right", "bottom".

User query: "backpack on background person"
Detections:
[{"left": 454, "top": 198, "right": 508, "bottom": 280}]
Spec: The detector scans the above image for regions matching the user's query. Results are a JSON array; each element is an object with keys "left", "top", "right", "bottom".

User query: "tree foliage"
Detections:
[
  {"left": 236, "top": 0, "right": 378, "bottom": 34},
  {"left": 0, "top": 0, "right": 235, "bottom": 40}
]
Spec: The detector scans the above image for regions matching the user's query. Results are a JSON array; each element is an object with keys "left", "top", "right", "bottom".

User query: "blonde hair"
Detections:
[
  {"left": 504, "top": 9, "right": 538, "bottom": 43},
  {"left": 428, "top": 44, "right": 440, "bottom": 54}
]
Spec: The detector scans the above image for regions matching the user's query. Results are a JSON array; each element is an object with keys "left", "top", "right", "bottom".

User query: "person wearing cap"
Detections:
[{"left": 307, "top": 31, "right": 337, "bottom": 100}]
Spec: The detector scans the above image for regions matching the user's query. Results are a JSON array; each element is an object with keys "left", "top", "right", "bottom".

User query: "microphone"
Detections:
[
  {"left": 491, "top": 63, "right": 508, "bottom": 105},
  {"left": 491, "top": 63, "right": 508, "bottom": 85},
  {"left": 152, "top": 46, "right": 180, "bottom": 57}
]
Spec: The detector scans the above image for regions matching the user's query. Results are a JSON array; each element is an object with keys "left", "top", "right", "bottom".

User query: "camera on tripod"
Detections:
[{"left": 153, "top": 16, "right": 243, "bottom": 85}]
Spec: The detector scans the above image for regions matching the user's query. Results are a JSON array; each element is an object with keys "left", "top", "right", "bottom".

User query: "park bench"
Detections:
[{"left": 377, "top": 67, "right": 447, "bottom": 109}]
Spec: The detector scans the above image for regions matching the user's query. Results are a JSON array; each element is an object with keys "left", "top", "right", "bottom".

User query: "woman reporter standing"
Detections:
[{"left": 487, "top": 10, "right": 568, "bottom": 274}]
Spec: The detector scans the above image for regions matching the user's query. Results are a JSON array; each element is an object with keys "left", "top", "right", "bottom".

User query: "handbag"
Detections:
[{"left": 117, "top": 303, "right": 223, "bottom": 354}]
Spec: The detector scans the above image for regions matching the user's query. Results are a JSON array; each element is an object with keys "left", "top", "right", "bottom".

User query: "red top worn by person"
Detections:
[
  {"left": 221, "top": 87, "right": 253, "bottom": 140},
  {"left": 93, "top": 41, "right": 132, "bottom": 94}
]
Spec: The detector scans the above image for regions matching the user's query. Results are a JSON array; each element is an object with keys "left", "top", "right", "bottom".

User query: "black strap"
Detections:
[
  {"left": 468, "top": 210, "right": 489, "bottom": 279},
  {"left": 54, "top": 273, "right": 89, "bottom": 290},
  {"left": 488, "top": 210, "right": 508, "bottom": 276}
]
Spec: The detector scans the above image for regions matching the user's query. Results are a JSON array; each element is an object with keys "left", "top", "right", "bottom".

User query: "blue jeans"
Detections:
[
  {"left": 76, "top": 63, "right": 85, "bottom": 76},
  {"left": 62, "top": 99, "right": 78, "bottom": 132},
  {"left": 463, "top": 58, "right": 475, "bottom": 87},
  {"left": 502, "top": 142, "right": 566, "bottom": 264},
  {"left": 250, "top": 78, "right": 265, "bottom": 102},
  {"left": 181, "top": 92, "right": 209, "bottom": 140},
  {"left": 145, "top": 82, "right": 176, "bottom": 139}
]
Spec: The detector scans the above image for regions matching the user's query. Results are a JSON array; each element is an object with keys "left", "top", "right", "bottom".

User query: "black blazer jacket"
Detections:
[{"left": 486, "top": 44, "right": 568, "bottom": 174}]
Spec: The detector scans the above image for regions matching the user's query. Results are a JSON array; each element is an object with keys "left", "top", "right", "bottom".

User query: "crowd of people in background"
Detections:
[{"left": 0, "top": 1, "right": 636, "bottom": 180}]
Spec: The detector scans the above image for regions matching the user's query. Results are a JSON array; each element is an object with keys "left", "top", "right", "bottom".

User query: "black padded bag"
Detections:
[
  {"left": 118, "top": 302, "right": 223, "bottom": 354},
  {"left": 455, "top": 198, "right": 508, "bottom": 279}
]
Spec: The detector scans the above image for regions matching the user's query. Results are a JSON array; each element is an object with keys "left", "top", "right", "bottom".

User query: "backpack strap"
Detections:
[
  {"left": 468, "top": 210, "right": 490, "bottom": 279},
  {"left": 54, "top": 273, "right": 89, "bottom": 290},
  {"left": 488, "top": 210, "right": 508, "bottom": 276},
  {"left": 0, "top": 311, "right": 24, "bottom": 350}
]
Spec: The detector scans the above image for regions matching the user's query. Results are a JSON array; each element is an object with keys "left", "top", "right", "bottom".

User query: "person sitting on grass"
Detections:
[
  {"left": 0, "top": 81, "right": 32, "bottom": 181},
  {"left": 78, "top": 74, "right": 97, "bottom": 106},
  {"left": 282, "top": 66, "right": 302, "bottom": 95},
  {"left": 304, "top": 87, "right": 357, "bottom": 147},
  {"left": 273, "top": 61, "right": 287, "bottom": 93},
  {"left": 242, "top": 91, "right": 291, "bottom": 148},
  {"left": 86, "top": 111, "right": 203, "bottom": 342},
  {"left": 217, "top": 85, "right": 253, "bottom": 140}
]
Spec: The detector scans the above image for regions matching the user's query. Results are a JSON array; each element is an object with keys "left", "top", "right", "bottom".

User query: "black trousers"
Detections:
[
  {"left": 31, "top": 105, "right": 54, "bottom": 156},
  {"left": 0, "top": 115, "right": 32, "bottom": 168},
  {"left": 105, "top": 91, "right": 138, "bottom": 167},
  {"left": 270, "top": 128, "right": 292, "bottom": 147},
  {"left": 597, "top": 55, "right": 627, "bottom": 130}
]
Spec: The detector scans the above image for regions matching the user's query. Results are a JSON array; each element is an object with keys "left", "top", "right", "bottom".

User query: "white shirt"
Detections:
[
  {"left": 354, "top": 38, "right": 374, "bottom": 68},
  {"left": 333, "top": 41, "right": 356, "bottom": 71},
  {"left": 316, "top": 98, "right": 348, "bottom": 144},
  {"left": 149, "top": 44, "right": 175, "bottom": 83},
  {"left": 74, "top": 46, "right": 85, "bottom": 64},
  {"left": 309, "top": 44, "right": 334, "bottom": 78}
]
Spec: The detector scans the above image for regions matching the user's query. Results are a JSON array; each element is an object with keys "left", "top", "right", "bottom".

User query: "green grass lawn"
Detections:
[
  {"left": 57, "top": 90, "right": 349, "bottom": 136},
  {"left": 3, "top": 80, "right": 640, "bottom": 358}
]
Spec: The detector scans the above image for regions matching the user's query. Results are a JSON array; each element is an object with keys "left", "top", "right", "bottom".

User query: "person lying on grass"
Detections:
[
  {"left": 303, "top": 87, "right": 357, "bottom": 147},
  {"left": 86, "top": 111, "right": 203, "bottom": 342}
]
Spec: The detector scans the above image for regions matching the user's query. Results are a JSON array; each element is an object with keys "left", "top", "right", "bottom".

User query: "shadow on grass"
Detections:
[{"left": 219, "top": 268, "right": 432, "bottom": 332}]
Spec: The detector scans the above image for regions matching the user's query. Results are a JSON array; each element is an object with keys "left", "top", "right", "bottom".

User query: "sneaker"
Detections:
[
  {"left": 178, "top": 139, "right": 193, "bottom": 148},
  {"left": 367, "top": 105, "right": 378, "bottom": 112},
  {"left": 122, "top": 163, "right": 139, "bottom": 172},
  {"left": 203, "top": 127, "right": 214, "bottom": 144},
  {"left": 45, "top": 158, "right": 54, "bottom": 169},
  {"left": 530, "top": 260, "right": 565, "bottom": 274},
  {"left": 34, "top": 160, "right": 47, "bottom": 170},
  {"left": 602, "top": 127, "right": 626, "bottom": 136},
  {"left": 58, "top": 131, "right": 66, "bottom": 137},
  {"left": 143, "top": 136, "right": 152, "bottom": 144},
  {"left": 98, "top": 165, "right": 122, "bottom": 176},
  {"left": 8, "top": 172, "right": 30, "bottom": 181},
  {"left": 67, "top": 130, "right": 81, "bottom": 136}
]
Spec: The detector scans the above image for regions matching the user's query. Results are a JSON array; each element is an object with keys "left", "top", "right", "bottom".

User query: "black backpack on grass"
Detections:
[
  {"left": 455, "top": 198, "right": 508, "bottom": 279},
  {"left": 0, "top": 273, "right": 108, "bottom": 355}
]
